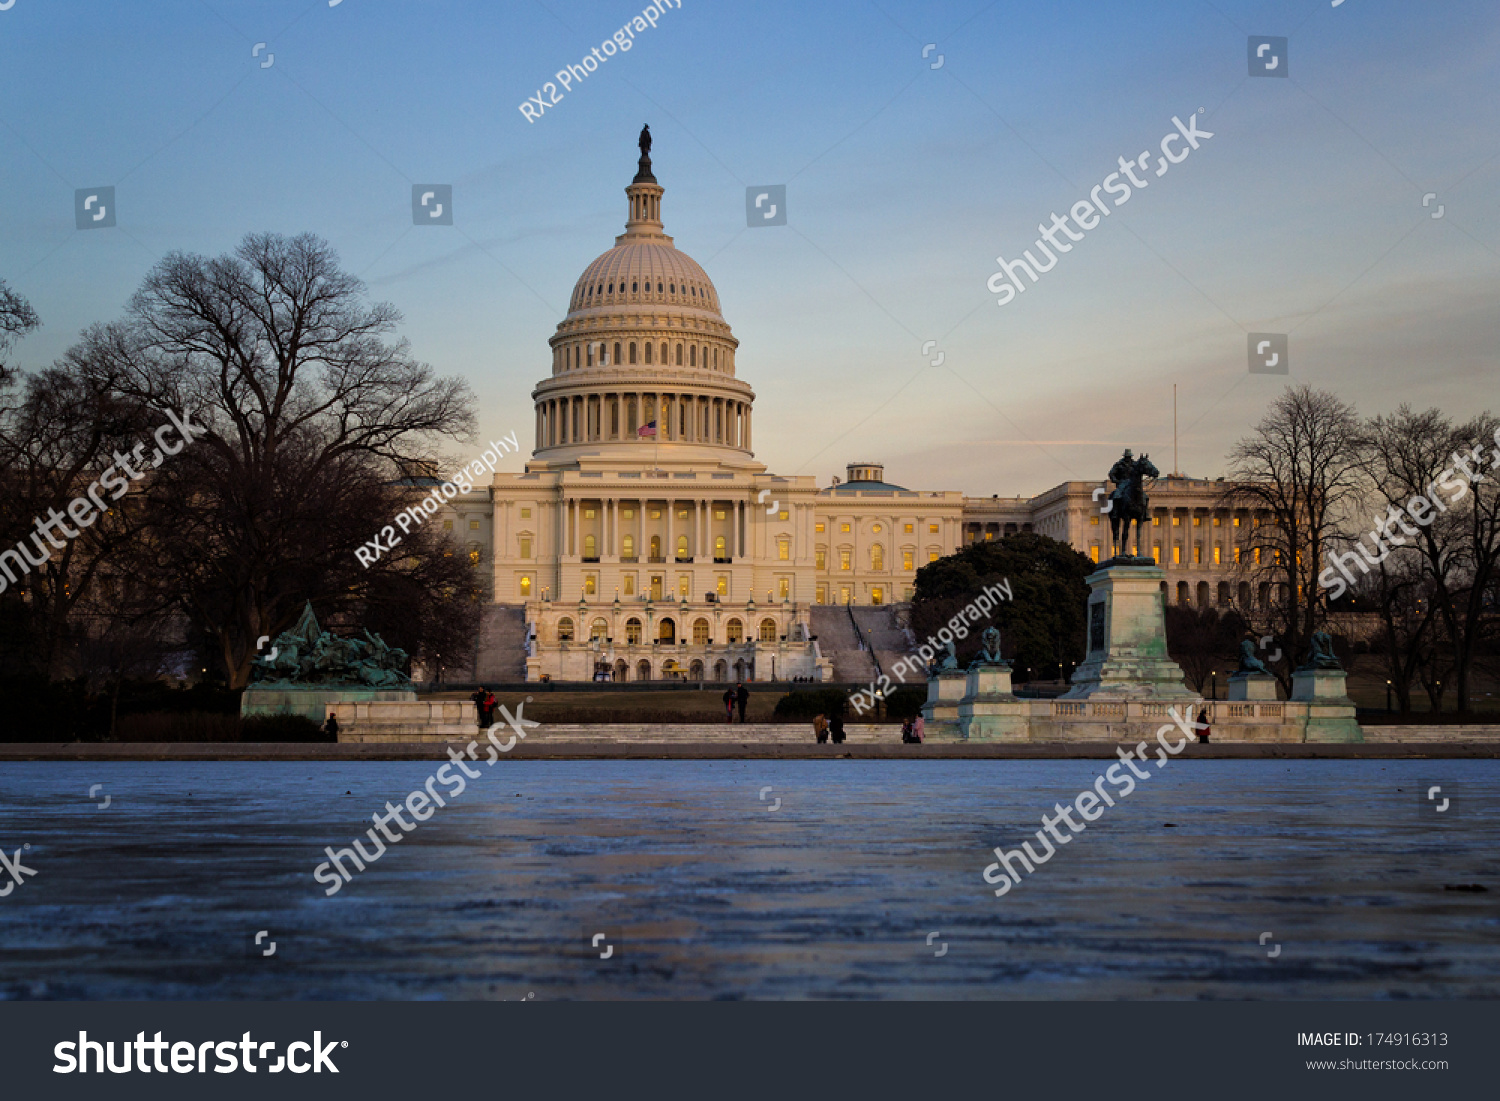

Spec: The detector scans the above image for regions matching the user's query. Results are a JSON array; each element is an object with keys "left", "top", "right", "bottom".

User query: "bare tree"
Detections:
[
  {"left": 1164, "top": 604, "right": 1246, "bottom": 695},
  {"left": 1358, "top": 406, "right": 1500, "bottom": 712},
  {"left": 1223, "top": 385, "right": 1365, "bottom": 694},
  {"left": 70, "top": 233, "right": 477, "bottom": 686},
  {"left": 0, "top": 278, "right": 39, "bottom": 390}
]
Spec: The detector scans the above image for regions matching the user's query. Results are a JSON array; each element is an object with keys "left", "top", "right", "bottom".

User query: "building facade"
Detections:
[{"left": 439, "top": 140, "right": 1267, "bottom": 682}]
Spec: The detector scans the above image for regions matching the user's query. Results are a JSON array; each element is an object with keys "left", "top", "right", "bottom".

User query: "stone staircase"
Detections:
[
  {"left": 849, "top": 605, "right": 915, "bottom": 682},
  {"left": 473, "top": 604, "right": 529, "bottom": 683},
  {"left": 808, "top": 606, "right": 878, "bottom": 683}
]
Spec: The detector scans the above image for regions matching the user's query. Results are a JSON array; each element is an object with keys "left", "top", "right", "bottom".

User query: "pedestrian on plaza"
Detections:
[
  {"left": 735, "top": 682, "right": 750, "bottom": 723},
  {"left": 913, "top": 714, "right": 925, "bottom": 744},
  {"left": 829, "top": 710, "right": 846, "bottom": 745},
  {"left": 722, "top": 687, "right": 735, "bottom": 723},
  {"left": 1196, "top": 707, "right": 1211, "bottom": 744},
  {"left": 901, "top": 717, "right": 916, "bottom": 743},
  {"left": 322, "top": 712, "right": 340, "bottom": 740},
  {"left": 813, "top": 713, "right": 828, "bottom": 744}
]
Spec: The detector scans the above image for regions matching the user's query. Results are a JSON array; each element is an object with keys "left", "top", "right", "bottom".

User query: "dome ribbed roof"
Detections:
[{"left": 568, "top": 242, "right": 722, "bottom": 316}]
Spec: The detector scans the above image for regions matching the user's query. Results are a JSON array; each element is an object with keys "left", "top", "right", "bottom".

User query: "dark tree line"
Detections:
[{"left": 0, "top": 236, "right": 483, "bottom": 699}]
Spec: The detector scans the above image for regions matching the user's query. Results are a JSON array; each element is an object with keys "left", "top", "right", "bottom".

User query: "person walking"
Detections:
[
  {"left": 735, "top": 682, "right": 749, "bottom": 723},
  {"left": 813, "top": 713, "right": 828, "bottom": 744},
  {"left": 470, "top": 687, "right": 488, "bottom": 730},
  {"left": 722, "top": 687, "right": 735, "bottom": 723},
  {"left": 913, "top": 714, "right": 925, "bottom": 744},
  {"left": 1195, "top": 707, "right": 1211, "bottom": 744}
]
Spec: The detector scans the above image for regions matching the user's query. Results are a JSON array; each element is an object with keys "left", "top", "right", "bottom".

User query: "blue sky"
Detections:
[{"left": 2, "top": 0, "right": 1497, "bottom": 496}]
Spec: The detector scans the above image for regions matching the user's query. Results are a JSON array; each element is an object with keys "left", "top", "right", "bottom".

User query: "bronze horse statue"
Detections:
[{"left": 1107, "top": 450, "right": 1158, "bottom": 560}]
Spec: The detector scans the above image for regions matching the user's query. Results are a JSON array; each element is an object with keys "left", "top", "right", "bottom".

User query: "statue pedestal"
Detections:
[
  {"left": 1062, "top": 564, "right": 1196, "bottom": 700},
  {"left": 957, "top": 662, "right": 1028, "bottom": 741},
  {"left": 1291, "top": 668, "right": 1362, "bottom": 742},
  {"left": 241, "top": 685, "right": 416, "bottom": 725},
  {"left": 1228, "top": 674, "right": 1279, "bottom": 701},
  {"left": 922, "top": 672, "right": 968, "bottom": 722}
]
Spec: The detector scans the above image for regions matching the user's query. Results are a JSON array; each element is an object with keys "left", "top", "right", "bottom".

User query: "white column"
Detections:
[{"left": 668, "top": 497, "right": 675, "bottom": 560}]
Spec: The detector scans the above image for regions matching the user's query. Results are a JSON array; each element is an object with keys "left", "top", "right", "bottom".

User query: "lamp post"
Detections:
[
  {"left": 1210, "top": 671, "right": 1217, "bottom": 700},
  {"left": 1386, "top": 679, "right": 1392, "bottom": 714}
]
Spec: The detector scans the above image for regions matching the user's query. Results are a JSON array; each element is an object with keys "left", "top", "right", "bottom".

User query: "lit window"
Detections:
[
  {"left": 715, "top": 509, "right": 726, "bottom": 520},
  {"left": 717, "top": 576, "right": 727, "bottom": 596},
  {"left": 1213, "top": 516, "right": 1222, "bottom": 527},
  {"left": 519, "top": 537, "right": 532, "bottom": 558},
  {"left": 929, "top": 551, "right": 939, "bottom": 563},
  {"left": 779, "top": 510, "right": 789, "bottom": 521},
  {"left": 871, "top": 545, "right": 884, "bottom": 570},
  {"left": 585, "top": 574, "right": 597, "bottom": 595},
  {"left": 650, "top": 509, "right": 661, "bottom": 520},
  {"left": 585, "top": 508, "right": 596, "bottom": 520},
  {"left": 558, "top": 618, "right": 575, "bottom": 641},
  {"left": 520, "top": 576, "right": 532, "bottom": 597},
  {"left": 521, "top": 508, "right": 531, "bottom": 519},
  {"left": 1213, "top": 546, "right": 1222, "bottom": 565},
  {"left": 626, "top": 618, "right": 642, "bottom": 644},
  {"left": 759, "top": 618, "right": 777, "bottom": 642},
  {"left": 1172, "top": 546, "right": 1181, "bottom": 564},
  {"left": 727, "top": 619, "right": 744, "bottom": 642},
  {"left": 1090, "top": 544, "right": 1100, "bottom": 562},
  {"left": 677, "top": 535, "right": 689, "bottom": 556},
  {"left": 678, "top": 509, "right": 689, "bottom": 519},
  {"left": 469, "top": 549, "right": 480, "bottom": 565},
  {"left": 873, "top": 523, "right": 882, "bottom": 533},
  {"left": 904, "top": 524, "right": 913, "bottom": 533},
  {"left": 444, "top": 520, "right": 453, "bottom": 531},
  {"left": 679, "top": 575, "right": 689, "bottom": 596},
  {"left": 469, "top": 519, "right": 480, "bottom": 531},
  {"left": 815, "top": 522, "right": 825, "bottom": 533},
  {"left": 693, "top": 619, "right": 710, "bottom": 643},
  {"left": 1152, "top": 545, "right": 1161, "bottom": 563},
  {"left": 778, "top": 539, "right": 789, "bottom": 561},
  {"left": 929, "top": 524, "right": 938, "bottom": 534},
  {"left": 839, "top": 550, "right": 851, "bottom": 570},
  {"left": 1194, "top": 545, "right": 1202, "bottom": 564},
  {"left": 1172, "top": 516, "right": 1180, "bottom": 526},
  {"left": 1193, "top": 517, "right": 1201, "bottom": 526},
  {"left": 584, "top": 534, "right": 597, "bottom": 556},
  {"left": 624, "top": 575, "right": 635, "bottom": 595},
  {"left": 841, "top": 523, "right": 850, "bottom": 533},
  {"left": 902, "top": 551, "right": 914, "bottom": 570},
  {"left": 778, "top": 577, "right": 789, "bottom": 599},
  {"left": 622, "top": 534, "right": 634, "bottom": 557},
  {"left": 816, "top": 548, "right": 826, "bottom": 569},
  {"left": 1152, "top": 517, "right": 1160, "bottom": 527},
  {"left": 623, "top": 508, "right": 635, "bottom": 519},
  {"left": 1233, "top": 516, "right": 1241, "bottom": 527}
]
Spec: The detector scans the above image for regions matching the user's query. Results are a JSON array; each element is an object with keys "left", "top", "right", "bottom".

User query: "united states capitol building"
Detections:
[{"left": 438, "top": 136, "right": 1266, "bottom": 684}]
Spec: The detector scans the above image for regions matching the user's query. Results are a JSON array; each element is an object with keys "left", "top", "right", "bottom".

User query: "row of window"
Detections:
[
  {"left": 816, "top": 521, "right": 942, "bottom": 535},
  {"left": 560, "top": 339, "right": 728, "bottom": 370},
  {"left": 1089, "top": 515, "right": 1259, "bottom": 527},
  {"left": 573, "top": 277, "right": 716, "bottom": 309},
  {"left": 554, "top": 615, "right": 780, "bottom": 644},
  {"left": 518, "top": 574, "right": 795, "bottom": 601},
  {"left": 1088, "top": 543, "right": 1275, "bottom": 566}
]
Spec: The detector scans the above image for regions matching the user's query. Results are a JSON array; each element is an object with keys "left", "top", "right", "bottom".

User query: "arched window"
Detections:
[
  {"left": 669, "top": 283, "right": 675, "bottom": 293},
  {"left": 622, "top": 534, "right": 635, "bottom": 558},
  {"left": 520, "top": 576, "right": 532, "bottom": 597},
  {"left": 587, "top": 344, "right": 595, "bottom": 366},
  {"left": 659, "top": 618, "right": 676, "bottom": 643},
  {"left": 1176, "top": 581, "right": 1190, "bottom": 605},
  {"left": 657, "top": 282, "right": 663, "bottom": 292},
  {"left": 613, "top": 341, "right": 621, "bottom": 365},
  {"left": 637, "top": 659, "right": 651, "bottom": 681},
  {"left": 660, "top": 341, "right": 668, "bottom": 363},
  {"left": 584, "top": 534, "right": 597, "bottom": 557},
  {"left": 675, "top": 343, "right": 683, "bottom": 365},
  {"left": 608, "top": 283, "right": 613, "bottom": 293},
  {"left": 713, "top": 348, "right": 718, "bottom": 369},
  {"left": 693, "top": 618, "right": 710, "bottom": 643},
  {"left": 557, "top": 617, "right": 574, "bottom": 642},
  {"left": 591, "top": 617, "right": 608, "bottom": 640},
  {"left": 715, "top": 535, "right": 726, "bottom": 558},
  {"left": 625, "top": 618, "right": 642, "bottom": 644},
  {"left": 726, "top": 618, "right": 744, "bottom": 642},
  {"left": 649, "top": 535, "right": 661, "bottom": 559},
  {"left": 676, "top": 535, "right": 688, "bottom": 557},
  {"left": 689, "top": 345, "right": 697, "bottom": 366},
  {"left": 759, "top": 618, "right": 777, "bottom": 642},
  {"left": 644, "top": 342, "right": 653, "bottom": 365},
  {"left": 632, "top": 281, "right": 638, "bottom": 293},
  {"left": 629, "top": 342, "right": 637, "bottom": 364},
  {"left": 871, "top": 544, "right": 884, "bottom": 571}
]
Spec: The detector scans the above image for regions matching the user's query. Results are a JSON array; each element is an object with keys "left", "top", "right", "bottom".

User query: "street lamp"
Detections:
[
  {"left": 1386, "top": 679, "right": 1392, "bottom": 714},
  {"left": 1210, "top": 670, "right": 1218, "bottom": 700}
]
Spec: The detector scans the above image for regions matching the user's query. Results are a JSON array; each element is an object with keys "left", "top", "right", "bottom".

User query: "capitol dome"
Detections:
[{"left": 533, "top": 128, "right": 755, "bottom": 467}]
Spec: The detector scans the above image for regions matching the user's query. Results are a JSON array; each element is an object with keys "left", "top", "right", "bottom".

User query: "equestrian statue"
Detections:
[{"left": 1104, "top": 448, "right": 1159, "bottom": 561}]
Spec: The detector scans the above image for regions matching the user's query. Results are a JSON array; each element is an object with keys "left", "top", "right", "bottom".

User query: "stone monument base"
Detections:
[
  {"left": 1063, "top": 564, "right": 1197, "bottom": 700},
  {"left": 956, "top": 663, "right": 1029, "bottom": 741},
  {"left": 920, "top": 670, "right": 967, "bottom": 741},
  {"left": 1228, "top": 674, "right": 1279, "bottom": 701},
  {"left": 241, "top": 685, "right": 417, "bottom": 725},
  {"left": 1292, "top": 668, "right": 1362, "bottom": 742}
]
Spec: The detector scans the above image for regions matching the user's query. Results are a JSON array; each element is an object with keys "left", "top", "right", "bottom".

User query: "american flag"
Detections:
[{"left": 637, "top": 420, "right": 657, "bottom": 438}]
